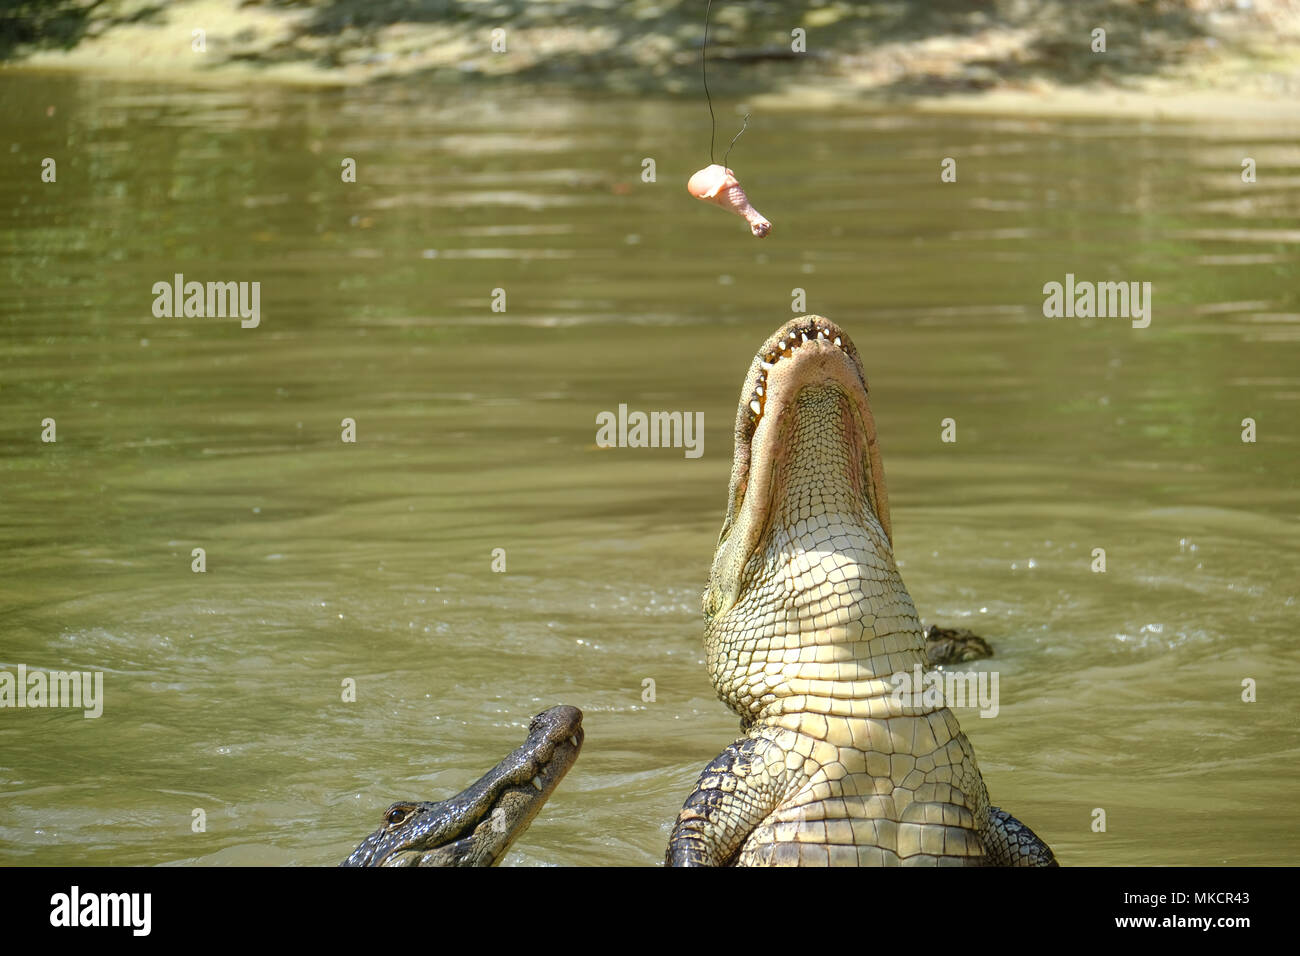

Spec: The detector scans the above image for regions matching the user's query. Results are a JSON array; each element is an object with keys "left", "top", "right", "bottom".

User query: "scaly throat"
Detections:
[
  {"left": 768, "top": 384, "right": 879, "bottom": 540},
  {"left": 706, "top": 317, "right": 893, "bottom": 625}
]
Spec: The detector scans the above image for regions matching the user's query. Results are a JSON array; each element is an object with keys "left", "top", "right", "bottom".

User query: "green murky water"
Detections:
[{"left": 1, "top": 75, "right": 1297, "bottom": 866}]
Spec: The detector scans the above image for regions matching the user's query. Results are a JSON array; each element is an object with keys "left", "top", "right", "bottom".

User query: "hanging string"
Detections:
[
  {"left": 723, "top": 112, "right": 749, "bottom": 169},
  {"left": 703, "top": 0, "right": 749, "bottom": 168},
  {"left": 704, "top": 0, "right": 717, "bottom": 164}
]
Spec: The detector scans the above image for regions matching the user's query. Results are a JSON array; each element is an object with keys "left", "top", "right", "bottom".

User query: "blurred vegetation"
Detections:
[
  {"left": 0, "top": 0, "right": 95, "bottom": 57},
  {"left": 0, "top": 0, "right": 166, "bottom": 58},
  {"left": 1, "top": 0, "right": 1297, "bottom": 96}
]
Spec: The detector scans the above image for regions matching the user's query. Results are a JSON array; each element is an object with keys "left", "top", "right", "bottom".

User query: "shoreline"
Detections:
[
  {"left": 4, "top": 0, "right": 1300, "bottom": 122},
  {"left": 10, "top": 56, "right": 1298, "bottom": 124}
]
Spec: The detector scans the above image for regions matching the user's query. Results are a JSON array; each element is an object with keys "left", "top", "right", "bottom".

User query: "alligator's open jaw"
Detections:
[
  {"left": 706, "top": 316, "right": 892, "bottom": 622},
  {"left": 341, "top": 705, "right": 583, "bottom": 867}
]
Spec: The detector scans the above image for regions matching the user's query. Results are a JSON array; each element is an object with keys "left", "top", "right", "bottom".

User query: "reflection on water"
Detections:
[{"left": 0, "top": 75, "right": 1297, "bottom": 866}]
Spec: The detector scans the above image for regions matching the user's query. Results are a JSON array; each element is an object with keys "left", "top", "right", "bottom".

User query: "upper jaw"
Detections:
[{"left": 738, "top": 316, "right": 866, "bottom": 443}]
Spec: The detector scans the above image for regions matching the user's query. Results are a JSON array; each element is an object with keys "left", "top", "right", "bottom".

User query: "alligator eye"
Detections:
[{"left": 385, "top": 806, "right": 410, "bottom": 826}]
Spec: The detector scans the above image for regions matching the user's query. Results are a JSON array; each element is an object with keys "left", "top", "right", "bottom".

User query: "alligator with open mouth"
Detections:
[{"left": 664, "top": 315, "right": 1055, "bottom": 866}]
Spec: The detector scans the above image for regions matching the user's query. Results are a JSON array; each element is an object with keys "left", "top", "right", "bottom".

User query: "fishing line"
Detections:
[
  {"left": 723, "top": 112, "right": 749, "bottom": 169},
  {"left": 703, "top": 0, "right": 749, "bottom": 168},
  {"left": 703, "top": 0, "right": 717, "bottom": 164}
]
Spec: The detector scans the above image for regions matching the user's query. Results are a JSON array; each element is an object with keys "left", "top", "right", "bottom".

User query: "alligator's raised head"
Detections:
[
  {"left": 670, "top": 317, "right": 1057, "bottom": 867},
  {"left": 342, "top": 705, "right": 583, "bottom": 867},
  {"left": 704, "top": 316, "right": 920, "bottom": 724}
]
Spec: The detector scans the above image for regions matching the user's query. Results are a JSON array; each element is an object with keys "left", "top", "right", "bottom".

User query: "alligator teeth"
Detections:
[
  {"left": 530, "top": 775, "right": 543, "bottom": 791},
  {"left": 749, "top": 328, "right": 850, "bottom": 429},
  {"left": 568, "top": 736, "right": 578, "bottom": 747}
]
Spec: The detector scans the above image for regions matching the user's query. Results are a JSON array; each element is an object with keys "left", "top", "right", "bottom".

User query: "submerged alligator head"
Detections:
[
  {"left": 342, "top": 705, "right": 583, "bottom": 866},
  {"left": 703, "top": 314, "right": 911, "bottom": 725}
]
